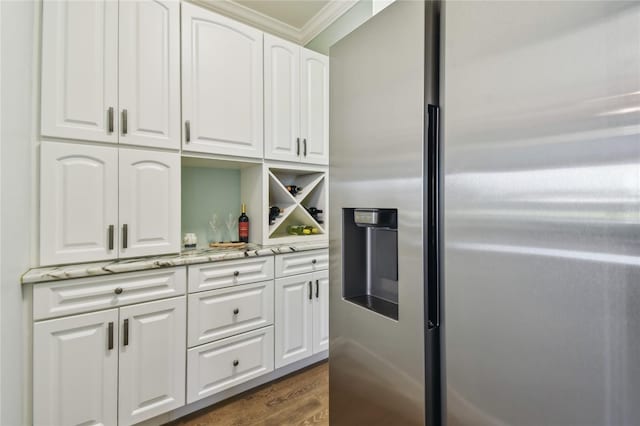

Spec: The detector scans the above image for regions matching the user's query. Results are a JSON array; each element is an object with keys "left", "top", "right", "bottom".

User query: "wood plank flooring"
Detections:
[{"left": 171, "top": 361, "right": 329, "bottom": 426}]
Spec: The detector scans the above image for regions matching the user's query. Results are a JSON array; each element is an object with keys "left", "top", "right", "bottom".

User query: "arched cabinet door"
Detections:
[
  {"left": 118, "top": 148, "right": 180, "bottom": 258},
  {"left": 40, "top": 142, "right": 119, "bottom": 265},
  {"left": 181, "top": 2, "right": 264, "bottom": 158}
]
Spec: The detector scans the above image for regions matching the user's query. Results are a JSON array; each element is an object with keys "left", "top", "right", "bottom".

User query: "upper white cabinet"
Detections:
[
  {"left": 264, "top": 35, "right": 329, "bottom": 165},
  {"left": 40, "top": 142, "right": 180, "bottom": 266},
  {"left": 301, "top": 49, "right": 330, "bottom": 165},
  {"left": 41, "top": 0, "right": 181, "bottom": 149},
  {"left": 119, "top": 0, "right": 181, "bottom": 149},
  {"left": 40, "top": 142, "right": 119, "bottom": 265},
  {"left": 181, "top": 3, "right": 264, "bottom": 158},
  {"left": 119, "top": 148, "right": 181, "bottom": 258},
  {"left": 41, "top": 0, "right": 119, "bottom": 143}
]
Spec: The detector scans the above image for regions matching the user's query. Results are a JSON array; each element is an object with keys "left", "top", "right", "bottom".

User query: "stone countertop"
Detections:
[{"left": 22, "top": 241, "right": 329, "bottom": 284}]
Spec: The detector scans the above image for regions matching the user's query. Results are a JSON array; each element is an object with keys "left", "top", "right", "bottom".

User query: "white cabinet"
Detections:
[
  {"left": 275, "top": 274, "right": 314, "bottom": 368},
  {"left": 119, "top": 297, "right": 186, "bottom": 425},
  {"left": 312, "top": 269, "right": 329, "bottom": 353},
  {"left": 181, "top": 2, "right": 263, "bottom": 158},
  {"left": 34, "top": 309, "right": 119, "bottom": 426},
  {"left": 119, "top": 0, "right": 181, "bottom": 149},
  {"left": 275, "top": 252, "right": 329, "bottom": 368},
  {"left": 33, "top": 293, "right": 186, "bottom": 426},
  {"left": 41, "top": 0, "right": 180, "bottom": 149},
  {"left": 300, "top": 49, "right": 330, "bottom": 165},
  {"left": 264, "top": 35, "right": 329, "bottom": 165},
  {"left": 40, "top": 142, "right": 119, "bottom": 265},
  {"left": 41, "top": 0, "right": 119, "bottom": 143},
  {"left": 119, "top": 148, "right": 181, "bottom": 258},
  {"left": 40, "top": 142, "right": 180, "bottom": 266}
]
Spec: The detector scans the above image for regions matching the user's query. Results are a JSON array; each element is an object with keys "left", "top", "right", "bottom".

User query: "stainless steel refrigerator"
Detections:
[
  {"left": 330, "top": 0, "right": 640, "bottom": 425},
  {"left": 329, "top": 1, "right": 441, "bottom": 425}
]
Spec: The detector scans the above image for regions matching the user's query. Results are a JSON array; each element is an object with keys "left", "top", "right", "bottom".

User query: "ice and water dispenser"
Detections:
[{"left": 342, "top": 208, "right": 398, "bottom": 320}]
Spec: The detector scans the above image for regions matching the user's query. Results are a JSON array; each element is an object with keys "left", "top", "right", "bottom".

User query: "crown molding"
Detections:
[
  {"left": 300, "top": 1, "right": 358, "bottom": 45},
  {"left": 188, "top": 0, "right": 357, "bottom": 46}
]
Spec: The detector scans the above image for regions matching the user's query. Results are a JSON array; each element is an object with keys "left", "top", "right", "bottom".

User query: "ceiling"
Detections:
[
  {"left": 194, "top": 0, "right": 357, "bottom": 45},
  {"left": 233, "top": 0, "right": 330, "bottom": 29}
]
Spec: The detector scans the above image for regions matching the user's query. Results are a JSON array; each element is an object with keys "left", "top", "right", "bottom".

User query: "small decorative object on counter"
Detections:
[
  {"left": 183, "top": 233, "right": 197, "bottom": 249},
  {"left": 269, "top": 206, "right": 284, "bottom": 225},
  {"left": 287, "top": 225, "right": 319, "bottom": 235},
  {"left": 305, "top": 207, "right": 324, "bottom": 224},
  {"left": 286, "top": 185, "right": 303, "bottom": 196},
  {"left": 238, "top": 203, "right": 249, "bottom": 243}
]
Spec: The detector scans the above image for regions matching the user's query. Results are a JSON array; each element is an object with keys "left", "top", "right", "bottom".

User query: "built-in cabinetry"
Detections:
[
  {"left": 33, "top": 268, "right": 187, "bottom": 426},
  {"left": 186, "top": 260, "right": 275, "bottom": 403},
  {"left": 264, "top": 35, "right": 329, "bottom": 165},
  {"left": 41, "top": 0, "right": 180, "bottom": 149},
  {"left": 181, "top": 2, "right": 264, "bottom": 159},
  {"left": 275, "top": 250, "right": 329, "bottom": 368},
  {"left": 40, "top": 142, "right": 180, "bottom": 265}
]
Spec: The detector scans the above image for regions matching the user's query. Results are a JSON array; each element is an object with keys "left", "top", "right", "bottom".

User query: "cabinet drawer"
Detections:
[
  {"left": 188, "top": 257, "right": 274, "bottom": 293},
  {"left": 275, "top": 249, "right": 328, "bottom": 278},
  {"left": 187, "top": 326, "right": 274, "bottom": 403},
  {"left": 188, "top": 281, "right": 274, "bottom": 347},
  {"left": 33, "top": 268, "right": 186, "bottom": 320}
]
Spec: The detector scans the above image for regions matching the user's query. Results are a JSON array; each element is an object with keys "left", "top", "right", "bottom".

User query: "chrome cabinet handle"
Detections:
[
  {"left": 297, "top": 138, "right": 300, "bottom": 156},
  {"left": 108, "top": 322, "right": 114, "bottom": 350},
  {"left": 185, "top": 120, "right": 190, "bottom": 142},
  {"left": 108, "top": 225, "right": 114, "bottom": 250},
  {"left": 123, "top": 319, "right": 129, "bottom": 346},
  {"left": 308, "top": 281, "right": 313, "bottom": 300},
  {"left": 107, "top": 107, "right": 114, "bottom": 133},
  {"left": 122, "top": 109, "right": 128, "bottom": 135},
  {"left": 303, "top": 138, "right": 307, "bottom": 156},
  {"left": 122, "top": 224, "right": 128, "bottom": 249}
]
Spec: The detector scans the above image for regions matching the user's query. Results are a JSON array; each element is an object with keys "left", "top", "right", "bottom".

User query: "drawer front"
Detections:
[
  {"left": 187, "top": 326, "right": 274, "bottom": 403},
  {"left": 33, "top": 268, "right": 186, "bottom": 320},
  {"left": 275, "top": 249, "right": 329, "bottom": 278},
  {"left": 188, "top": 280, "right": 274, "bottom": 347},
  {"left": 188, "top": 257, "right": 274, "bottom": 293}
]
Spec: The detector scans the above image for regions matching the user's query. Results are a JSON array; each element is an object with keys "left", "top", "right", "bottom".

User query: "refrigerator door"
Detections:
[
  {"left": 443, "top": 2, "right": 640, "bottom": 425},
  {"left": 329, "top": 1, "right": 440, "bottom": 425}
]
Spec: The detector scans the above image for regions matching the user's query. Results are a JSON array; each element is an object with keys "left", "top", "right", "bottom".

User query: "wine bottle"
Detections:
[{"left": 238, "top": 204, "right": 249, "bottom": 243}]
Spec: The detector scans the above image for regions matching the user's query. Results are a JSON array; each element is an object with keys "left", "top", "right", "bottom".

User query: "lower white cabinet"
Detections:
[
  {"left": 187, "top": 326, "right": 274, "bottom": 403},
  {"left": 118, "top": 297, "right": 186, "bottom": 425},
  {"left": 34, "top": 309, "right": 119, "bottom": 426},
  {"left": 275, "top": 269, "right": 328, "bottom": 368},
  {"left": 33, "top": 295, "right": 186, "bottom": 426}
]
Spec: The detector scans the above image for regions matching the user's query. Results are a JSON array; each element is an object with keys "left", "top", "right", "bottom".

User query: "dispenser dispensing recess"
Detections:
[{"left": 342, "top": 208, "right": 398, "bottom": 320}]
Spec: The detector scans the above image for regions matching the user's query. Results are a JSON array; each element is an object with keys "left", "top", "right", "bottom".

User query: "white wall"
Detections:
[{"left": 0, "top": 0, "right": 37, "bottom": 424}]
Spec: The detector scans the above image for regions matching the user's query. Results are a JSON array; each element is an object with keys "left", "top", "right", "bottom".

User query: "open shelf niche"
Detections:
[{"left": 263, "top": 163, "right": 328, "bottom": 245}]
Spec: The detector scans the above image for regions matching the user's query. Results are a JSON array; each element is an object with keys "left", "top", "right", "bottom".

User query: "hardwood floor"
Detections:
[{"left": 171, "top": 362, "right": 329, "bottom": 426}]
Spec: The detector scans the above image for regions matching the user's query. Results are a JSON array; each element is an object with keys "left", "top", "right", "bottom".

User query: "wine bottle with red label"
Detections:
[{"left": 238, "top": 203, "right": 249, "bottom": 243}]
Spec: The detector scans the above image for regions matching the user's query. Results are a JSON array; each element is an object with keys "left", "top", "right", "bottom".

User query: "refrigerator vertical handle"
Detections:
[{"left": 426, "top": 104, "right": 440, "bottom": 329}]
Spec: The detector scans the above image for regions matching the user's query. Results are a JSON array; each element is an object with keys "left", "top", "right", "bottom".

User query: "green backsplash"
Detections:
[{"left": 182, "top": 167, "right": 241, "bottom": 248}]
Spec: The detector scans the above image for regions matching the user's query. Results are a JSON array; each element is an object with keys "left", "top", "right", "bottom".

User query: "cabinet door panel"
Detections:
[
  {"left": 40, "top": 142, "right": 118, "bottom": 265},
  {"left": 264, "top": 34, "right": 300, "bottom": 162},
  {"left": 34, "top": 309, "right": 118, "bottom": 426},
  {"left": 119, "top": 149, "right": 180, "bottom": 258},
  {"left": 119, "top": 0, "right": 180, "bottom": 149},
  {"left": 313, "top": 270, "right": 329, "bottom": 354},
  {"left": 118, "top": 297, "right": 186, "bottom": 426},
  {"left": 301, "top": 49, "right": 329, "bottom": 165},
  {"left": 41, "top": 0, "right": 118, "bottom": 142},
  {"left": 181, "top": 2, "right": 263, "bottom": 158},
  {"left": 275, "top": 274, "right": 314, "bottom": 368}
]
